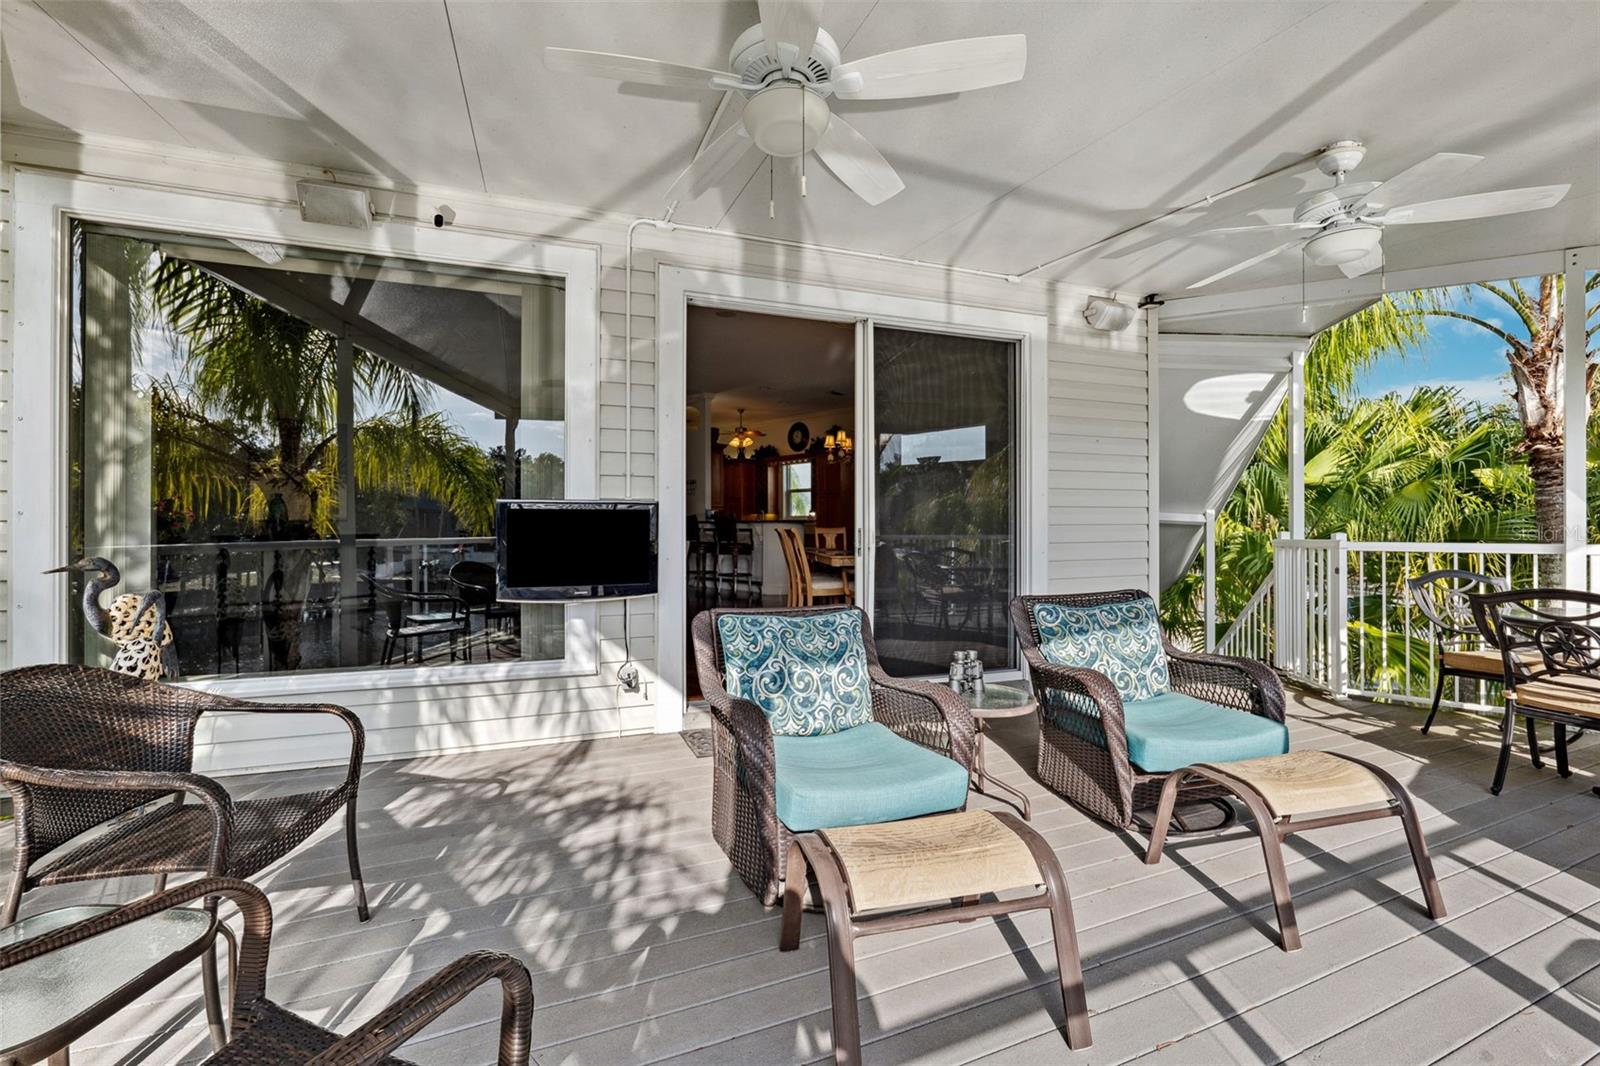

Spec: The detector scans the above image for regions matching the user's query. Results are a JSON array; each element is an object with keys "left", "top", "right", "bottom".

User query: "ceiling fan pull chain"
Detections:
[{"left": 770, "top": 156, "right": 776, "bottom": 219}]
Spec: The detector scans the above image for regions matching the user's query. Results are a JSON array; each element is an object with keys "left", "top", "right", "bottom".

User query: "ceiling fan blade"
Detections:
[
  {"left": 544, "top": 47, "right": 729, "bottom": 90},
  {"left": 1187, "top": 240, "right": 1302, "bottom": 290},
  {"left": 812, "top": 115, "right": 906, "bottom": 205},
  {"left": 1377, "top": 184, "right": 1572, "bottom": 225},
  {"left": 759, "top": 0, "right": 823, "bottom": 73},
  {"left": 831, "top": 34, "right": 1026, "bottom": 100},
  {"left": 1203, "top": 220, "right": 1315, "bottom": 235},
  {"left": 665, "top": 122, "right": 760, "bottom": 201},
  {"left": 1337, "top": 245, "right": 1385, "bottom": 279},
  {"left": 1360, "top": 152, "right": 1483, "bottom": 213}
]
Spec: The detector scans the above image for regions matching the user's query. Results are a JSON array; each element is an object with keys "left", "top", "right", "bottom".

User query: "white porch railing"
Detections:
[{"left": 1218, "top": 536, "right": 1593, "bottom": 711}]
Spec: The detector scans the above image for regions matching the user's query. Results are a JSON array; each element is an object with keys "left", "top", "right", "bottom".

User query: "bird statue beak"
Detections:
[{"left": 43, "top": 564, "right": 73, "bottom": 574}]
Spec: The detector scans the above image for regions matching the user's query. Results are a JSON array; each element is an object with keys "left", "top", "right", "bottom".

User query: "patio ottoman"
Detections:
[
  {"left": 779, "top": 809, "right": 1091, "bottom": 1064},
  {"left": 1144, "top": 750, "right": 1447, "bottom": 951}
]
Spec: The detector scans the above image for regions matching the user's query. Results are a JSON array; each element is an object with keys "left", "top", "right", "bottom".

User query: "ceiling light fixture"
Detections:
[
  {"left": 296, "top": 180, "right": 372, "bottom": 229},
  {"left": 1082, "top": 296, "right": 1137, "bottom": 332},
  {"left": 824, "top": 427, "right": 853, "bottom": 463},
  {"left": 724, "top": 408, "right": 759, "bottom": 460}
]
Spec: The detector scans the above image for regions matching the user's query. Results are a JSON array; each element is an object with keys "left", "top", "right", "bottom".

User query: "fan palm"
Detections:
[{"left": 1413, "top": 274, "right": 1600, "bottom": 544}]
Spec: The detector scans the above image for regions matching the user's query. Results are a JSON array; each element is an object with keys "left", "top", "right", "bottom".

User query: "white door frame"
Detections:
[
  {"left": 656, "top": 265, "right": 1050, "bottom": 733},
  {"left": 7, "top": 168, "right": 603, "bottom": 696}
]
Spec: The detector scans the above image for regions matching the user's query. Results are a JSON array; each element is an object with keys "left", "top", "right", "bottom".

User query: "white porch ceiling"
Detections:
[{"left": 4, "top": 1, "right": 1597, "bottom": 299}]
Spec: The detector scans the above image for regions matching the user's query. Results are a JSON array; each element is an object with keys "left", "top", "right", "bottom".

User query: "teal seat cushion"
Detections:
[
  {"left": 773, "top": 722, "right": 969, "bottom": 831},
  {"left": 717, "top": 610, "right": 874, "bottom": 736},
  {"left": 1032, "top": 596, "right": 1171, "bottom": 702},
  {"left": 1121, "top": 692, "right": 1289, "bottom": 773}
]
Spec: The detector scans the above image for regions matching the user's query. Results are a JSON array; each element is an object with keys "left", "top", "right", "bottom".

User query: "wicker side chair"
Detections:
[
  {"left": 1011, "top": 590, "right": 1288, "bottom": 831},
  {"left": 693, "top": 605, "right": 976, "bottom": 905},
  {"left": 0, "top": 664, "right": 371, "bottom": 929},
  {"left": 0, "top": 877, "right": 534, "bottom": 1065}
]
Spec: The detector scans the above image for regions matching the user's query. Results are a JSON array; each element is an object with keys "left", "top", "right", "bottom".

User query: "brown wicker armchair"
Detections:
[
  {"left": 692, "top": 605, "right": 976, "bottom": 905},
  {"left": 0, "top": 877, "right": 533, "bottom": 1065},
  {"left": 1011, "top": 591, "right": 1287, "bottom": 830},
  {"left": 0, "top": 665, "right": 371, "bottom": 930}
]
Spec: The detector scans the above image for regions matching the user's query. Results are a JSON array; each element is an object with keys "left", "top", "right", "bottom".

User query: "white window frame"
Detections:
[
  {"left": 779, "top": 458, "right": 814, "bottom": 519},
  {"left": 656, "top": 265, "right": 1050, "bottom": 733},
  {"left": 8, "top": 169, "right": 603, "bottom": 697}
]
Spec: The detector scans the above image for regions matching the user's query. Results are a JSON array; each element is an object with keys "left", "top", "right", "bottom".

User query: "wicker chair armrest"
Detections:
[
  {"left": 0, "top": 761, "right": 233, "bottom": 872},
  {"left": 0, "top": 876, "right": 272, "bottom": 1007},
  {"left": 200, "top": 700, "right": 366, "bottom": 786},
  {"left": 1164, "top": 649, "right": 1286, "bottom": 722},
  {"left": 1022, "top": 647, "right": 1130, "bottom": 753},
  {"left": 868, "top": 670, "right": 976, "bottom": 770},
  {"left": 305, "top": 950, "right": 535, "bottom": 1066}
]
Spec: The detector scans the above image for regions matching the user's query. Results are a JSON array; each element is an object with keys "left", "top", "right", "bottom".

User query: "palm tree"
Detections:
[
  {"left": 1415, "top": 274, "right": 1600, "bottom": 544},
  {"left": 148, "top": 255, "right": 500, "bottom": 669}
]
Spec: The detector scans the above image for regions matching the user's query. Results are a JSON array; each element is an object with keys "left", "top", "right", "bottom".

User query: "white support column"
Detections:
[
  {"left": 1147, "top": 302, "right": 1162, "bottom": 596},
  {"left": 1203, "top": 507, "right": 1217, "bottom": 652},
  {"left": 1564, "top": 249, "right": 1590, "bottom": 590},
  {"left": 1289, "top": 347, "right": 1307, "bottom": 540}
]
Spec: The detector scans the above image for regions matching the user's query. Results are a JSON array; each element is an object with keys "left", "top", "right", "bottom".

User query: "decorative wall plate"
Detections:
[{"left": 787, "top": 421, "right": 811, "bottom": 452}]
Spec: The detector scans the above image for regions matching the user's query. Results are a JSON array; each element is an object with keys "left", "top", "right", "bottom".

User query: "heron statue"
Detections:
[{"left": 45, "top": 556, "right": 179, "bottom": 680}]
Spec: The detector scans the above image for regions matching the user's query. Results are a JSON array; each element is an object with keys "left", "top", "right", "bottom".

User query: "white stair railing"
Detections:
[
  {"left": 1215, "top": 573, "right": 1274, "bottom": 663},
  {"left": 1215, "top": 536, "right": 1572, "bottom": 706}
]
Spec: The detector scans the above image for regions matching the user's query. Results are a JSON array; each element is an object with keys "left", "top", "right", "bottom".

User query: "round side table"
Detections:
[{"left": 962, "top": 681, "right": 1038, "bottom": 820}]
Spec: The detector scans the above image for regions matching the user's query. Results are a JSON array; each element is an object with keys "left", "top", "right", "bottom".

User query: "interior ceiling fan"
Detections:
[
  {"left": 545, "top": 0, "right": 1025, "bottom": 206},
  {"left": 1189, "top": 141, "right": 1571, "bottom": 289}
]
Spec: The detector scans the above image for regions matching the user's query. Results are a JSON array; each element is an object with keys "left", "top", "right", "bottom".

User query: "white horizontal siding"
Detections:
[{"left": 0, "top": 130, "right": 1157, "bottom": 772}]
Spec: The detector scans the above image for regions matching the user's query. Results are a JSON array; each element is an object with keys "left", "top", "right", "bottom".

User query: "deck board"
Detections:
[{"left": 7, "top": 690, "right": 1599, "bottom": 1064}]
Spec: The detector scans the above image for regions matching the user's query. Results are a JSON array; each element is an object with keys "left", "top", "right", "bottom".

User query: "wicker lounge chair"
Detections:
[
  {"left": 0, "top": 877, "right": 533, "bottom": 1065},
  {"left": 1, "top": 664, "right": 370, "bottom": 928},
  {"left": 1011, "top": 590, "right": 1288, "bottom": 830},
  {"left": 693, "top": 605, "right": 975, "bottom": 904}
]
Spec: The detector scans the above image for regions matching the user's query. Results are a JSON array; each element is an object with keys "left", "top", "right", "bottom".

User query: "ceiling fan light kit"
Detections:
[
  {"left": 744, "top": 83, "right": 831, "bottom": 157},
  {"left": 1303, "top": 223, "right": 1381, "bottom": 266}
]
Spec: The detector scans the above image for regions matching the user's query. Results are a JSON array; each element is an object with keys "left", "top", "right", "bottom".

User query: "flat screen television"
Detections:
[{"left": 496, "top": 500, "right": 658, "bottom": 601}]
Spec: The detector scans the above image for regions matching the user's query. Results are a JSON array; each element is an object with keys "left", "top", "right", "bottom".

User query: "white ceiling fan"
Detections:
[
  {"left": 1188, "top": 141, "right": 1571, "bottom": 289},
  {"left": 545, "top": 0, "right": 1026, "bottom": 207}
]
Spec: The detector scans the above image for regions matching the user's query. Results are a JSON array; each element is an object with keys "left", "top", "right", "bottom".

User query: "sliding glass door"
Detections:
[{"left": 867, "top": 326, "right": 1018, "bottom": 676}]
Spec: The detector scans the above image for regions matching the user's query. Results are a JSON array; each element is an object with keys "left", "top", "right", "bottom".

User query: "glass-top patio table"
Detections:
[
  {"left": 962, "top": 681, "right": 1037, "bottom": 820},
  {"left": 0, "top": 903, "right": 226, "bottom": 1064}
]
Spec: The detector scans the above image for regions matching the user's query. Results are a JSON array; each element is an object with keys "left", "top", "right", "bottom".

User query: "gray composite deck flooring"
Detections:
[{"left": 10, "top": 689, "right": 1600, "bottom": 1065}]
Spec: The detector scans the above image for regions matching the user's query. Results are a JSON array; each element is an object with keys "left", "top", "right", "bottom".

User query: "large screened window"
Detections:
[{"left": 67, "top": 225, "right": 566, "bottom": 678}]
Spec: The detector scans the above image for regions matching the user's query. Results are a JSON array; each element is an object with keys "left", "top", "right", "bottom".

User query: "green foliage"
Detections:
[{"left": 144, "top": 255, "right": 501, "bottom": 538}]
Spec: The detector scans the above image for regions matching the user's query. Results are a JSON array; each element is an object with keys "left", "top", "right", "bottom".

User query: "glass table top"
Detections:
[
  {"left": 1, "top": 904, "right": 215, "bottom": 1055},
  {"left": 959, "top": 681, "right": 1036, "bottom": 714}
]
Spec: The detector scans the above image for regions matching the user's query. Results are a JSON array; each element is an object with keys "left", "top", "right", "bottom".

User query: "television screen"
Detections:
[{"left": 496, "top": 500, "right": 658, "bottom": 601}]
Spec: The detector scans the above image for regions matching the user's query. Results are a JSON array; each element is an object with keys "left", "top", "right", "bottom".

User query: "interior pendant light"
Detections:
[{"left": 724, "top": 408, "right": 758, "bottom": 460}]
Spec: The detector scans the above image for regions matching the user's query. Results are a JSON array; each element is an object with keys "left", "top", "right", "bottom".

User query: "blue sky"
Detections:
[
  {"left": 1355, "top": 283, "right": 1525, "bottom": 407},
  {"left": 1355, "top": 276, "right": 1598, "bottom": 406}
]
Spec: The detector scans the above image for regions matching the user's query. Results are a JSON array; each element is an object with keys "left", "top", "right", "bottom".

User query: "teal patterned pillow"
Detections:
[
  {"left": 717, "top": 611, "right": 875, "bottom": 737},
  {"left": 1031, "top": 596, "right": 1171, "bottom": 703}
]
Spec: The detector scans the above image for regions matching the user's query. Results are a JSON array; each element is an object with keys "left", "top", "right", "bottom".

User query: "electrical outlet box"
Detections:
[{"left": 618, "top": 662, "right": 641, "bottom": 692}]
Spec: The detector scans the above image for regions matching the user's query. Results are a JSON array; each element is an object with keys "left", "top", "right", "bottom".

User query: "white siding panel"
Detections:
[{"left": 0, "top": 134, "right": 1157, "bottom": 771}]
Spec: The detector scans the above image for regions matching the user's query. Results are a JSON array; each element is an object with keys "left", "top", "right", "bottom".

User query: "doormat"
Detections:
[{"left": 681, "top": 729, "right": 714, "bottom": 759}]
